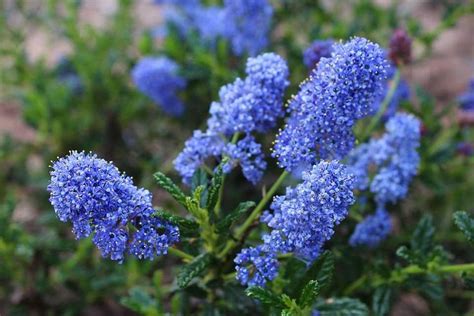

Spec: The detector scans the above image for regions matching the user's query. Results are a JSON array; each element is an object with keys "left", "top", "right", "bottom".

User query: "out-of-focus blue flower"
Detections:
[
  {"left": 226, "top": 135, "right": 267, "bottom": 185},
  {"left": 48, "top": 151, "right": 179, "bottom": 262},
  {"left": 234, "top": 246, "right": 279, "bottom": 287},
  {"left": 174, "top": 130, "right": 226, "bottom": 184},
  {"left": 349, "top": 207, "right": 391, "bottom": 248},
  {"left": 273, "top": 37, "right": 389, "bottom": 172},
  {"left": 192, "top": 6, "right": 227, "bottom": 42},
  {"left": 261, "top": 161, "right": 355, "bottom": 262},
  {"left": 457, "top": 142, "right": 474, "bottom": 157},
  {"left": 303, "top": 39, "right": 334, "bottom": 70},
  {"left": 223, "top": 0, "right": 273, "bottom": 56},
  {"left": 131, "top": 56, "right": 186, "bottom": 116},
  {"left": 208, "top": 53, "right": 289, "bottom": 135},
  {"left": 55, "top": 57, "right": 83, "bottom": 94},
  {"left": 458, "top": 78, "right": 474, "bottom": 111}
]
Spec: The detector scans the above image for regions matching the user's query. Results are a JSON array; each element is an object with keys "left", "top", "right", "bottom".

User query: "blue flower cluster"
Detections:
[
  {"left": 235, "top": 161, "right": 355, "bottom": 286},
  {"left": 155, "top": 0, "right": 272, "bottom": 56},
  {"left": 234, "top": 246, "right": 279, "bottom": 287},
  {"left": 175, "top": 53, "right": 289, "bottom": 184},
  {"left": 303, "top": 39, "right": 334, "bottom": 70},
  {"left": 132, "top": 57, "right": 186, "bottom": 116},
  {"left": 273, "top": 37, "right": 389, "bottom": 172},
  {"left": 458, "top": 78, "right": 474, "bottom": 111},
  {"left": 349, "top": 207, "right": 391, "bottom": 248},
  {"left": 347, "top": 113, "right": 420, "bottom": 247},
  {"left": 48, "top": 151, "right": 179, "bottom": 262}
]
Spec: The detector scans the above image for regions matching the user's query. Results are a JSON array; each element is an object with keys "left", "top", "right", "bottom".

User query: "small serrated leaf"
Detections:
[
  {"left": 295, "top": 251, "right": 334, "bottom": 296},
  {"left": 154, "top": 209, "right": 199, "bottom": 236},
  {"left": 298, "top": 280, "right": 320, "bottom": 308},
  {"left": 372, "top": 286, "right": 392, "bottom": 316},
  {"left": 154, "top": 172, "right": 187, "bottom": 207},
  {"left": 245, "top": 287, "right": 286, "bottom": 309},
  {"left": 315, "top": 297, "right": 369, "bottom": 316},
  {"left": 177, "top": 253, "right": 212, "bottom": 288},
  {"left": 410, "top": 215, "right": 434, "bottom": 254},
  {"left": 216, "top": 201, "right": 255, "bottom": 233},
  {"left": 206, "top": 164, "right": 224, "bottom": 212},
  {"left": 453, "top": 211, "right": 474, "bottom": 243}
]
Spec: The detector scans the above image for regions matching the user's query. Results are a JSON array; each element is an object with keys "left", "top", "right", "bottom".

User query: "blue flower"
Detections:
[
  {"left": 208, "top": 53, "right": 289, "bottom": 135},
  {"left": 458, "top": 78, "right": 474, "bottom": 111},
  {"left": 234, "top": 246, "right": 279, "bottom": 287},
  {"left": 131, "top": 56, "right": 186, "bottom": 116},
  {"left": 349, "top": 207, "right": 392, "bottom": 248},
  {"left": 303, "top": 39, "right": 334, "bottom": 70},
  {"left": 226, "top": 135, "right": 267, "bottom": 185},
  {"left": 223, "top": 0, "right": 273, "bottom": 56},
  {"left": 48, "top": 151, "right": 179, "bottom": 261},
  {"left": 273, "top": 37, "right": 389, "bottom": 171},
  {"left": 261, "top": 161, "right": 355, "bottom": 262}
]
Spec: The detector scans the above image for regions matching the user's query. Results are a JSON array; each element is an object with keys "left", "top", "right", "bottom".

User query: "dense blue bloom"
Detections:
[
  {"left": 458, "top": 78, "right": 474, "bottom": 111},
  {"left": 234, "top": 246, "right": 279, "bottom": 286},
  {"left": 261, "top": 161, "right": 355, "bottom": 262},
  {"left": 131, "top": 56, "right": 186, "bottom": 116},
  {"left": 226, "top": 135, "right": 267, "bottom": 185},
  {"left": 347, "top": 113, "right": 420, "bottom": 204},
  {"left": 48, "top": 151, "right": 179, "bottom": 261},
  {"left": 208, "top": 53, "right": 289, "bottom": 134},
  {"left": 174, "top": 130, "right": 226, "bottom": 184},
  {"left": 223, "top": 0, "right": 273, "bottom": 56},
  {"left": 303, "top": 39, "right": 334, "bottom": 70},
  {"left": 349, "top": 207, "right": 392, "bottom": 248},
  {"left": 273, "top": 37, "right": 389, "bottom": 171}
]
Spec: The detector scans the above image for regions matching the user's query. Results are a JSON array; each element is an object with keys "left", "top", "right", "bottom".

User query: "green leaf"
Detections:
[
  {"left": 453, "top": 211, "right": 474, "bottom": 243},
  {"left": 154, "top": 172, "right": 187, "bottom": 207},
  {"left": 315, "top": 298, "right": 369, "bottom": 316},
  {"left": 298, "top": 280, "right": 320, "bottom": 308},
  {"left": 372, "top": 286, "right": 392, "bottom": 316},
  {"left": 215, "top": 201, "right": 255, "bottom": 233},
  {"left": 120, "top": 287, "right": 160, "bottom": 316},
  {"left": 245, "top": 287, "right": 286, "bottom": 309},
  {"left": 410, "top": 215, "right": 435, "bottom": 254},
  {"left": 191, "top": 168, "right": 208, "bottom": 192},
  {"left": 295, "top": 251, "right": 334, "bottom": 296},
  {"left": 154, "top": 209, "right": 199, "bottom": 236},
  {"left": 177, "top": 253, "right": 212, "bottom": 288},
  {"left": 462, "top": 273, "right": 474, "bottom": 290},
  {"left": 206, "top": 163, "right": 224, "bottom": 213}
]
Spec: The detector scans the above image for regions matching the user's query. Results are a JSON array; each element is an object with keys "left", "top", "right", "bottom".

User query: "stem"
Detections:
[
  {"left": 167, "top": 247, "right": 195, "bottom": 262},
  {"left": 361, "top": 69, "right": 401, "bottom": 141},
  {"left": 344, "top": 275, "right": 367, "bottom": 296},
  {"left": 218, "top": 171, "right": 289, "bottom": 259}
]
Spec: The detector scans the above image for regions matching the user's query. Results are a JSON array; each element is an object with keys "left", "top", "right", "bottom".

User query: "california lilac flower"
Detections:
[
  {"left": 261, "top": 161, "right": 355, "bottom": 262},
  {"left": 175, "top": 53, "right": 288, "bottom": 185},
  {"left": 458, "top": 78, "right": 474, "bottom": 111},
  {"left": 303, "top": 39, "right": 334, "bottom": 70},
  {"left": 234, "top": 246, "right": 279, "bottom": 286},
  {"left": 223, "top": 0, "right": 273, "bottom": 56},
  {"left": 131, "top": 56, "right": 186, "bottom": 116},
  {"left": 226, "top": 135, "right": 267, "bottom": 185},
  {"left": 174, "top": 130, "right": 226, "bottom": 184},
  {"left": 347, "top": 113, "right": 420, "bottom": 204},
  {"left": 192, "top": 6, "right": 227, "bottom": 41},
  {"left": 48, "top": 151, "right": 179, "bottom": 262},
  {"left": 208, "top": 53, "right": 289, "bottom": 135},
  {"left": 457, "top": 142, "right": 474, "bottom": 157},
  {"left": 349, "top": 207, "right": 392, "bottom": 248},
  {"left": 388, "top": 28, "right": 412, "bottom": 66},
  {"left": 273, "top": 37, "right": 389, "bottom": 171}
]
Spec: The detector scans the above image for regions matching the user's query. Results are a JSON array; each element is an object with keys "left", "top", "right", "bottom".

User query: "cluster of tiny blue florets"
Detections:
[
  {"left": 347, "top": 113, "right": 420, "bottom": 247},
  {"left": 174, "top": 53, "right": 289, "bottom": 185},
  {"left": 155, "top": 0, "right": 272, "bottom": 56},
  {"left": 349, "top": 206, "right": 392, "bottom": 248},
  {"left": 48, "top": 151, "right": 179, "bottom": 262},
  {"left": 458, "top": 78, "right": 474, "bottom": 111},
  {"left": 303, "top": 39, "right": 334, "bottom": 70},
  {"left": 235, "top": 161, "right": 354, "bottom": 286},
  {"left": 273, "top": 37, "right": 389, "bottom": 171},
  {"left": 131, "top": 57, "right": 186, "bottom": 116},
  {"left": 234, "top": 246, "right": 279, "bottom": 287}
]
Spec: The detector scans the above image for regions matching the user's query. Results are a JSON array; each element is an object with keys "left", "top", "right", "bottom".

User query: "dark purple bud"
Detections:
[{"left": 389, "top": 28, "right": 412, "bottom": 66}]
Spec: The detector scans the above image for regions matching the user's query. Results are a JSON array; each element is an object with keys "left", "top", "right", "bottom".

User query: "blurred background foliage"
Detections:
[{"left": 0, "top": 0, "right": 473, "bottom": 314}]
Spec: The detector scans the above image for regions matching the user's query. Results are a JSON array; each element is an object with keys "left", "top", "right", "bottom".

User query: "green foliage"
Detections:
[
  {"left": 154, "top": 172, "right": 188, "bottom": 207},
  {"left": 371, "top": 286, "right": 392, "bottom": 316},
  {"left": 453, "top": 211, "right": 474, "bottom": 243},
  {"left": 298, "top": 280, "right": 320, "bottom": 308},
  {"left": 216, "top": 201, "right": 255, "bottom": 233},
  {"left": 177, "top": 253, "right": 213, "bottom": 288},
  {"left": 314, "top": 298, "right": 369, "bottom": 316}
]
